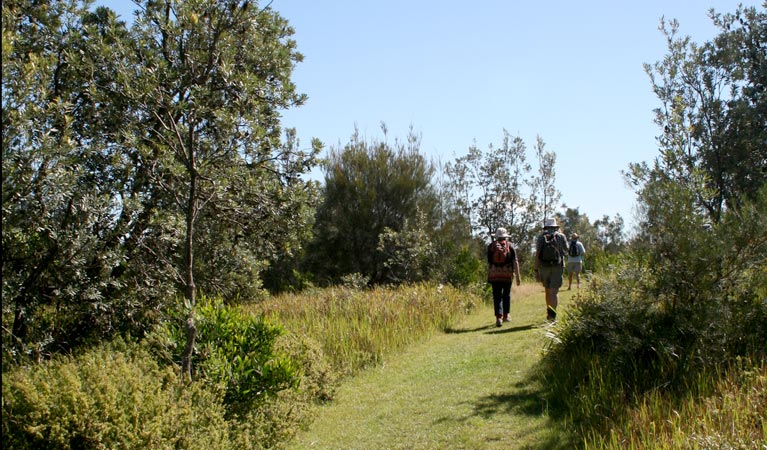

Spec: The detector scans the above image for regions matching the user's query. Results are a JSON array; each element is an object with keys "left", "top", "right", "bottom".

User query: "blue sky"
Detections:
[{"left": 98, "top": 1, "right": 757, "bottom": 232}]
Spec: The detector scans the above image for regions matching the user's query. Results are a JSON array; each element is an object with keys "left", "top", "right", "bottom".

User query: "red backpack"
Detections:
[{"left": 491, "top": 240, "right": 510, "bottom": 265}]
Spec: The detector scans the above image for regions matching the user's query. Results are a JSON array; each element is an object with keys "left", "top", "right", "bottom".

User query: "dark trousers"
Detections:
[{"left": 491, "top": 282, "right": 512, "bottom": 318}]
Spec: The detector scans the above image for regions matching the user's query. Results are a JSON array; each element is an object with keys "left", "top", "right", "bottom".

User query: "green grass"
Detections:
[
  {"left": 282, "top": 283, "right": 578, "bottom": 450},
  {"left": 246, "top": 283, "right": 481, "bottom": 378},
  {"left": 584, "top": 359, "right": 767, "bottom": 449}
]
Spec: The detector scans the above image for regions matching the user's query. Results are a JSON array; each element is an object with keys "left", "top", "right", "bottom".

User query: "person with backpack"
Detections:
[
  {"left": 567, "top": 233, "right": 586, "bottom": 290},
  {"left": 487, "top": 227, "right": 521, "bottom": 327},
  {"left": 534, "top": 218, "right": 568, "bottom": 322}
]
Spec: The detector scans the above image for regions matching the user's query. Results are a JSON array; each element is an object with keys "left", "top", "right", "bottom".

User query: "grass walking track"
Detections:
[{"left": 286, "top": 283, "right": 578, "bottom": 450}]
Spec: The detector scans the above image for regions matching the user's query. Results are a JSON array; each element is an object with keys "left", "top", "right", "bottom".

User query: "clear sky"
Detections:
[{"left": 98, "top": 1, "right": 758, "bottom": 232}]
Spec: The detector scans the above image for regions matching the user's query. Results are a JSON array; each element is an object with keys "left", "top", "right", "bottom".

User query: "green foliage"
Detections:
[
  {"left": 584, "top": 359, "right": 767, "bottom": 449},
  {"left": 2, "top": 0, "right": 320, "bottom": 362},
  {"left": 541, "top": 17, "right": 767, "bottom": 421},
  {"left": 147, "top": 295, "right": 300, "bottom": 418},
  {"left": 444, "top": 243, "right": 486, "bottom": 287},
  {"left": 1, "top": 0, "right": 166, "bottom": 362},
  {"left": 2, "top": 340, "right": 232, "bottom": 450},
  {"left": 583, "top": 247, "right": 623, "bottom": 275},
  {"left": 309, "top": 124, "right": 438, "bottom": 284},
  {"left": 250, "top": 284, "right": 481, "bottom": 378},
  {"left": 538, "top": 184, "right": 767, "bottom": 438},
  {"left": 377, "top": 209, "right": 437, "bottom": 284},
  {"left": 556, "top": 207, "right": 627, "bottom": 276},
  {"left": 2, "top": 333, "right": 330, "bottom": 450},
  {"left": 639, "top": 4, "right": 767, "bottom": 222},
  {"left": 443, "top": 130, "right": 540, "bottom": 249}
]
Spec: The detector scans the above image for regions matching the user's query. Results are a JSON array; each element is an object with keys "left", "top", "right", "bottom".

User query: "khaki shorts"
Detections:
[
  {"left": 539, "top": 266, "right": 564, "bottom": 289},
  {"left": 567, "top": 261, "right": 583, "bottom": 274}
]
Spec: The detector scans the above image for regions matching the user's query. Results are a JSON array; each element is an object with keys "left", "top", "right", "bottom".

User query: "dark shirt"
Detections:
[{"left": 535, "top": 230, "right": 568, "bottom": 267}]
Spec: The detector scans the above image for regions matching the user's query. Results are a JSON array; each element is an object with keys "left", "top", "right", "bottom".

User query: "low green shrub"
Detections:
[
  {"left": 146, "top": 295, "right": 300, "bottom": 418},
  {"left": 3, "top": 321, "right": 337, "bottom": 449},
  {"left": 2, "top": 340, "right": 231, "bottom": 450},
  {"left": 445, "top": 244, "right": 485, "bottom": 287},
  {"left": 537, "top": 262, "right": 767, "bottom": 438}
]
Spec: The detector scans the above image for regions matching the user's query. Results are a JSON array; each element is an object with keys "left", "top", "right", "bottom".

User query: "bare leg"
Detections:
[{"left": 545, "top": 288, "right": 558, "bottom": 320}]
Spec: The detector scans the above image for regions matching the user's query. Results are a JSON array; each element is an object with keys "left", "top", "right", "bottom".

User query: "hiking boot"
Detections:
[
  {"left": 495, "top": 318, "right": 502, "bottom": 327},
  {"left": 546, "top": 308, "right": 557, "bottom": 322}
]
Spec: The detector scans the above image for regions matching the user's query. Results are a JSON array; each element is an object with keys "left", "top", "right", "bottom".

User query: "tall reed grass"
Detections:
[
  {"left": 244, "top": 283, "right": 481, "bottom": 378},
  {"left": 585, "top": 358, "right": 766, "bottom": 449}
]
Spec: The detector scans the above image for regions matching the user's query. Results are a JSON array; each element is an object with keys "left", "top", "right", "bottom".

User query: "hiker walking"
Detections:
[
  {"left": 567, "top": 233, "right": 586, "bottom": 290},
  {"left": 534, "top": 218, "right": 568, "bottom": 322},
  {"left": 487, "top": 227, "right": 521, "bottom": 327}
]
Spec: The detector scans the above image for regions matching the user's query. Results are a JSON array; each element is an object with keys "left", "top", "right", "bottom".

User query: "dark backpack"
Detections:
[
  {"left": 539, "top": 233, "right": 561, "bottom": 266},
  {"left": 491, "top": 240, "right": 510, "bottom": 265},
  {"left": 568, "top": 240, "right": 580, "bottom": 257}
]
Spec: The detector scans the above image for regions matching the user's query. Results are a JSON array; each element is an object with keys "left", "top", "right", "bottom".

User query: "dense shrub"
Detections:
[
  {"left": 146, "top": 295, "right": 300, "bottom": 418},
  {"left": 3, "top": 313, "right": 339, "bottom": 450},
  {"left": 536, "top": 191, "right": 767, "bottom": 435},
  {"left": 2, "top": 340, "right": 232, "bottom": 450},
  {"left": 445, "top": 244, "right": 485, "bottom": 287}
]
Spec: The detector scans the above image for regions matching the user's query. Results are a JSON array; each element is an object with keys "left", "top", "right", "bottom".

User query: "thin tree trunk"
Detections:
[{"left": 180, "top": 127, "right": 198, "bottom": 382}]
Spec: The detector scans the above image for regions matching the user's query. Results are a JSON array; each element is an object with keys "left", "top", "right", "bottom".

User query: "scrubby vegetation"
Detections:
[
  {"left": 3, "top": 0, "right": 764, "bottom": 448},
  {"left": 535, "top": 4, "right": 767, "bottom": 446},
  {"left": 248, "top": 283, "right": 482, "bottom": 378},
  {"left": 2, "top": 284, "right": 481, "bottom": 449}
]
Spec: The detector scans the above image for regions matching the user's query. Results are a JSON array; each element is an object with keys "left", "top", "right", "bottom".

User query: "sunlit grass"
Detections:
[
  {"left": 584, "top": 358, "right": 767, "bottom": 449},
  {"left": 284, "top": 282, "right": 574, "bottom": 450},
  {"left": 244, "top": 283, "right": 482, "bottom": 378}
]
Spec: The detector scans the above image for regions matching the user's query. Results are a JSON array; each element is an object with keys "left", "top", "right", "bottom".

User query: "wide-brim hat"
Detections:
[
  {"left": 493, "top": 227, "right": 510, "bottom": 239},
  {"left": 543, "top": 218, "right": 558, "bottom": 229}
]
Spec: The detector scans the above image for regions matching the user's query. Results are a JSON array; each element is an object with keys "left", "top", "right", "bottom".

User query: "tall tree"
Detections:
[
  {"left": 533, "top": 135, "right": 561, "bottom": 222},
  {"left": 123, "top": 0, "right": 317, "bottom": 379},
  {"left": 2, "top": 0, "right": 319, "bottom": 372},
  {"left": 2, "top": 0, "right": 147, "bottom": 358},
  {"left": 309, "top": 124, "right": 437, "bottom": 284},
  {"left": 626, "top": 3, "right": 766, "bottom": 307},
  {"left": 445, "top": 130, "right": 538, "bottom": 249},
  {"left": 635, "top": 4, "right": 767, "bottom": 224}
]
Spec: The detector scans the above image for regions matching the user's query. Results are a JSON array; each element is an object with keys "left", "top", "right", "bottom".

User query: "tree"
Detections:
[
  {"left": 444, "top": 130, "right": 538, "bottom": 255},
  {"left": 309, "top": 124, "right": 438, "bottom": 284},
  {"left": 533, "top": 135, "right": 561, "bottom": 222},
  {"left": 2, "top": 0, "right": 320, "bottom": 374},
  {"left": 2, "top": 1, "right": 149, "bottom": 358},
  {"left": 376, "top": 209, "right": 436, "bottom": 284},
  {"left": 635, "top": 4, "right": 767, "bottom": 224},
  {"left": 593, "top": 214, "right": 626, "bottom": 253},
  {"left": 625, "top": 2, "right": 767, "bottom": 307},
  {"left": 122, "top": 0, "right": 318, "bottom": 379}
]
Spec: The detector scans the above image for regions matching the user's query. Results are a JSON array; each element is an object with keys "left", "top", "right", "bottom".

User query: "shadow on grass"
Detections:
[
  {"left": 444, "top": 324, "right": 495, "bottom": 334},
  {"left": 445, "top": 324, "right": 537, "bottom": 335},
  {"left": 433, "top": 378, "right": 577, "bottom": 450},
  {"left": 484, "top": 324, "right": 536, "bottom": 335},
  {"left": 473, "top": 382, "right": 547, "bottom": 417}
]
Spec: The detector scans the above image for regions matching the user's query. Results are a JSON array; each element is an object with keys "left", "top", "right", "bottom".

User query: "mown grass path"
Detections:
[{"left": 286, "top": 283, "right": 578, "bottom": 450}]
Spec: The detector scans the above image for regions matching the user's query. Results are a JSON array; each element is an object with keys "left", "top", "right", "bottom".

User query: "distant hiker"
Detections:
[
  {"left": 487, "top": 227, "right": 521, "bottom": 327},
  {"left": 534, "top": 218, "right": 568, "bottom": 322},
  {"left": 567, "top": 233, "right": 586, "bottom": 290}
]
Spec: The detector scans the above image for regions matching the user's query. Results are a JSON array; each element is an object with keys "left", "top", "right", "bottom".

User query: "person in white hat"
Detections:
[
  {"left": 567, "top": 233, "right": 586, "bottom": 290},
  {"left": 534, "top": 218, "right": 568, "bottom": 322},
  {"left": 487, "top": 227, "right": 521, "bottom": 327}
]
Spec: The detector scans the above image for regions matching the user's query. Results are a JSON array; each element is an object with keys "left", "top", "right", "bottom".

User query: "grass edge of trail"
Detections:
[{"left": 285, "top": 282, "right": 579, "bottom": 450}]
